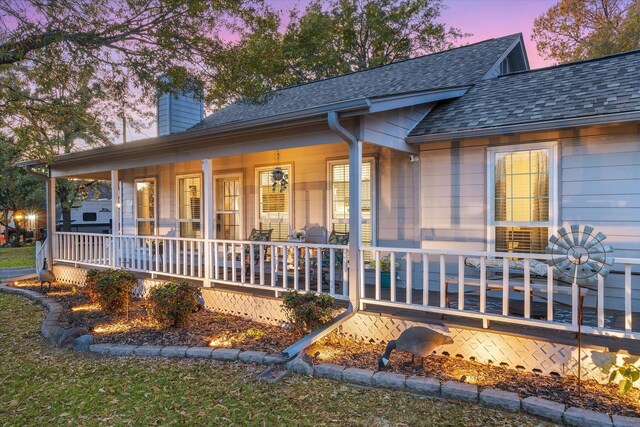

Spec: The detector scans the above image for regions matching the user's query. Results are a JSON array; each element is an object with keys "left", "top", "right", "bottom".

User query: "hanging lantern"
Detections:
[
  {"left": 271, "top": 150, "right": 288, "bottom": 193},
  {"left": 271, "top": 166, "right": 284, "bottom": 182}
]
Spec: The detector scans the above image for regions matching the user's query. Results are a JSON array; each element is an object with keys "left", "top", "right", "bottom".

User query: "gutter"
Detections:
[
  {"left": 407, "top": 110, "right": 640, "bottom": 143},
  {"left": 23, "top": 164, "right": 49, "bottom": 180}
]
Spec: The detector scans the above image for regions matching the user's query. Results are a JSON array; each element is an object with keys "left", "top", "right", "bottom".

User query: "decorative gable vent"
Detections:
[{"left": 156, "top": 76, "right": 204, "bottom": 136}]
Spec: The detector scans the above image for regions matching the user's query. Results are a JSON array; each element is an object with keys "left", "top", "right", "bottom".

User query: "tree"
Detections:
[
  {"left": 0, "top": 137, "right": 44, "bottom": 244},
  {"left": 532, "top": 0, "right": 640, "bottom": 63},
  {"left": 0, "top": 0, "right": 255, "bottom": 155},
  {"left": 207, "top": 0, "right": 467, "bottom": 106}
]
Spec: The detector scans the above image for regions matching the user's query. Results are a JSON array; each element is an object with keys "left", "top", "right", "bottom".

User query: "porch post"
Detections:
[
  {"left": 202, "top": 159, "right": 214, "bottom": 287},
  {"left": 348, "top": 139, "right": 362, "bottom": 309},
  {"left": 45, "top": 176, "right": 56, "bottom": 268},
  {"left": 111, "top": 170, "right": 120, "bottom": 269}
]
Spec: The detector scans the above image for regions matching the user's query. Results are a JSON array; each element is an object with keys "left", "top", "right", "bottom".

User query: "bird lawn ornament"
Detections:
[
  {"left": 38, "top": 258, "right": 56, "bottom": 290},
  {"left": 378, "top": 326, "right": 453, "bottom": 371}
]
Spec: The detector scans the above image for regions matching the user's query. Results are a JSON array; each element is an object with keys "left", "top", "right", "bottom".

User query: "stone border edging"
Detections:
[
  {"left": 293, "top": 358, "right": 640, "bottom": 427},
  {"left": 0, "top": 283, "right": 93, "bottom": 350},
  {"left": 1, "top": 283, "right": 639, "bottom": 427}
]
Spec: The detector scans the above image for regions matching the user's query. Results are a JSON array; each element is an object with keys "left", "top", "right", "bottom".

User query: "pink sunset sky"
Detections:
[{"left": 267, "top": 0, "right": 558, "bottom": 68}]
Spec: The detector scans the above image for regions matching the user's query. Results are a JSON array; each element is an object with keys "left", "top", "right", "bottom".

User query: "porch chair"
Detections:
[
  {"left": 310, "top": 230, "right": 349, "bottom": 287},
  {"left": 244, "top": 228, "right": 273, "bottom": 275}
]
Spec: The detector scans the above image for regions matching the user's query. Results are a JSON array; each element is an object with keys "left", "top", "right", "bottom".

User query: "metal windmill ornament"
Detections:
[
  {"left": 547, "top": 225, "right": 614, "bottom": 289},
  {"left": 546, "top": 224, "right": 614, "bottom": 394}
]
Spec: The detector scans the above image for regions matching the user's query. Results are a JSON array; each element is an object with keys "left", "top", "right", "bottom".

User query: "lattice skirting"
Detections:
[
  {"left": 201, "top": 288, "right": 289, "bottom": 328},
  {"left": 338, "top": 312, "right": 637, "bottom": 385},
  {"left": 52, "top": 265, "right": 88, "bottom": 286}
]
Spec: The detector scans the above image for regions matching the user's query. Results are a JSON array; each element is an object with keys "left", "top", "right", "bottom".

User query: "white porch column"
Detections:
[
  {"left": 348, "top": 139, "right": 362, "bottom": 308},
  {"left": 202, "top": 159, "right": 214, "bottom": 287},
  {"left": 111, "top": 170, "right": 120, "bottom": 268},
  {"left": 45, "top": 176, "right": 56, "bottom": 268}
]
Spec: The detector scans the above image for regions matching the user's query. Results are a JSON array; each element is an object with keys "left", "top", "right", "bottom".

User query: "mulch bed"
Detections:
[
  {"left": 11, "top": 281, "right": 300, "bottom": 353},
  {"left": 306, "top": 334, "right": 640, "bottom": 417}
]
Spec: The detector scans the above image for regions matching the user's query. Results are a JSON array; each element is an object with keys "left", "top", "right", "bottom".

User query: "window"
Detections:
[
  {"left": 488, "top": 143, "right": 556, "bottom": 254},
  {"left": 177, "top": 175, "right": 201, "bottom": 238},
  {"left": 257, "top": 166, "right": 291, "bottom": 241},
  {"left": 82, "top": 212, "right": 97, "bottom": 222},
  {"left": 135, "top": 178, "right": 156, "bottom": 236},
  {"left": 328, "top": 159, "right": 375, "bottom": 247}
]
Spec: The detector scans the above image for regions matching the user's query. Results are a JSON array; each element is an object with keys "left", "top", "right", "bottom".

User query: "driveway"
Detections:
[{"left": 0, "top": 267, "right": 35, "bottom": 280}]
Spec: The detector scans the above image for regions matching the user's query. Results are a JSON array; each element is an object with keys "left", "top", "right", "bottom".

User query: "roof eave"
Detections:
[
  {"left": 18, "top": 97, "right": 374, "bottom": 169},
  {"left": 406, "top": 111, "right": 640, "bottom": 143}
]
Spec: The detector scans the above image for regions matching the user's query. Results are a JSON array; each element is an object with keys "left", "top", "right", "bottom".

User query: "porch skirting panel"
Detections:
[
  {"left": 201, "top": 288, "right": 289, "bottom": 328},
  {"left": 53, "top": 265, "right": 88, "bottom": 286},
  {"left": 337, "top": 312, "right": 620, "bottom": 385}
]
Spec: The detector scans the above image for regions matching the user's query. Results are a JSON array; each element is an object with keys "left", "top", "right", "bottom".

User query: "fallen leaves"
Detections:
[{"left": 308, "top": 333, "right": 640, "bottom": 417}]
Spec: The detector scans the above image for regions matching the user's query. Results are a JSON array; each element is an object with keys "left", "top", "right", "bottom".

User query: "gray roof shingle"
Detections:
[
  {"left": 193, "top": 34, "right": 521, "bottom": 130},
  {"left": 410, "top": 49, "right": 640, "bottom": 137}
]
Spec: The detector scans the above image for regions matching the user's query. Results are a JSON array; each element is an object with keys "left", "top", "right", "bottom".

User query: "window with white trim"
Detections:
[
  {"left": 135, "top": 178, "right": 156, "bottom": 236},
  {"left": 177, "top": 174, "right": 201, "bottom": 238},
  {"left": 257, "top": 166, "right": 292, "bottom": 241},
  {"left": 489, "top": 143, "right": 556, "bottom": 254},
  {"left": 328, "top": 159, "right": 375, "bottom": 247}
]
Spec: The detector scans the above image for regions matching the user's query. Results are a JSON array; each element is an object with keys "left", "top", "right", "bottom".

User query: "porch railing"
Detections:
[
  {"left": 54, "top": 232, "right": 349, "bottom": 300},
  {"left": 53, "top": 232, "right": 640, "bottom": 338},
  {"left": 361, "top": 246, "right": 640, "bottom": 339}
]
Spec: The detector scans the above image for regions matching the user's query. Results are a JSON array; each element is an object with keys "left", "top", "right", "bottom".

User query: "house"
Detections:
[{"left": 19, "top": 33, "right": 640, "bottom": 380}]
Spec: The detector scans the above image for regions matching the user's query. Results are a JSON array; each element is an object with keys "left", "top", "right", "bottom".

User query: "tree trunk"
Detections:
[
  {"left": 62, "top": 208, "right": 72, "bottom": 232},
  {"left": 2, "top": 209, "right": 9, "bottom": 244}
]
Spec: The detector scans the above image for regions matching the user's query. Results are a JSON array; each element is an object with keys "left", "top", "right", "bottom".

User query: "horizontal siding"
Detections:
[
  {"left": 561, "top": 133, "right": 640, "bottom": 267},
  {"left": 420, "top": 145, "right": 486, "bottom": 252},
  {"left": 363, "top": 105, "right": 430, "bottom": 147}
]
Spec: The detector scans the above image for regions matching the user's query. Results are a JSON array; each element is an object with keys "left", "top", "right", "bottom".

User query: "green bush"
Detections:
[
  {"left": 84, "top": 269, "right": 106, "bottom": 303},
  {"left": 147, "top": 280, "right": 202, "bottom": 328},
  {"left": 95, "top": 270, "right": 138, "bottom": 313},
  {"left": 282, "top": 291, "right": 335, "bottom": 333}
]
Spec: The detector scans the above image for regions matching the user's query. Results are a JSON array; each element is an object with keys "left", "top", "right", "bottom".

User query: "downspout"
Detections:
[{"left": 281, "top": 111, "right": 363, "bottom": 359}]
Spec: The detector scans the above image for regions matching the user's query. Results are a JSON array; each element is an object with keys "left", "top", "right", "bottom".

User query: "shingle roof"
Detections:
[
  {"left": 410, "top": 49, "right": 640, "bottom": 137},
  {"left": 193, "top": 34, "right": 521, "bottom": 130}
]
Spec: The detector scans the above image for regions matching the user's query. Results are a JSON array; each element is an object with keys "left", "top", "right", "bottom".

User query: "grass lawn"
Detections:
[
  {"left": 0, "top": 294, "right": 552, "bottom": 426},
  {"left": 0, "top": 245, "right": 35, "bottom": 269}
]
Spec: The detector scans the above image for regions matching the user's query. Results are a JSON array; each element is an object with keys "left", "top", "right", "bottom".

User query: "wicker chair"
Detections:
[
  {"left": 244, "top": 228, "right": 273, "bottom": 274},
  {"left": 311, "top": 230, "right": 349, "bottom": 285}
]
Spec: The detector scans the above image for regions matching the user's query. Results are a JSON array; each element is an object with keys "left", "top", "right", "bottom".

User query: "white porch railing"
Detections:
[
  {"left": 360, "top": 246, "right": 640, "bottom": 339},
  {"left": 55, "top": 232, "right": 113, "bottom": 267},
  {"left": 54, "top": 232, "right": 349, "bottom": 300},
  {"left": 53, "top": 232, "right": 640, "bottom": 338}
]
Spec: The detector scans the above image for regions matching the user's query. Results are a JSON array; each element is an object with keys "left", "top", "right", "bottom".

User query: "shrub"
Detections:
[
  {"left": 84, "top": 269, "right": 106, "bottom": 303},
  {"left": 147, "top": 280, "right": 202, "bottom": 328},
  {"left": 282, "top": 291, "right": 335, "bottom": 333},
  {"left": 95, "top": 270, "right": 138, "bottom": 313}
]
